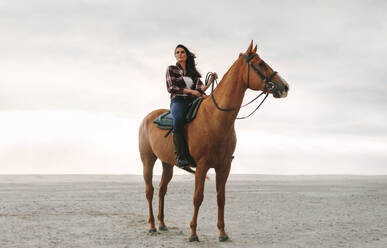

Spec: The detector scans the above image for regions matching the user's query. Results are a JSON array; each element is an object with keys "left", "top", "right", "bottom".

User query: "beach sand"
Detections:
[{"left": 0, "top": 174, "right": 386, "bottom": 248}]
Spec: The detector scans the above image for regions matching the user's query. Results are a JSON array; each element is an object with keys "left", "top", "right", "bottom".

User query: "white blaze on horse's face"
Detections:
[
  {"left": 243, "top": 49, "right": 289, "bottom": 99},
  {"left": 256, "top": 58, "right": 289, "bottom": 99},
  {"left": 276, "top": 74, "right": 289, "bottom": 98}
]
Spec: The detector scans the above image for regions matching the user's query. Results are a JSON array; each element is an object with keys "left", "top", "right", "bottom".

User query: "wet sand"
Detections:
[{"left": 1, "top": 175, "right": 386, "bottom": 248}]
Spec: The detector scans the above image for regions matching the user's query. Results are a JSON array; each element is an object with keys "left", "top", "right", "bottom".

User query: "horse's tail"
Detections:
[{"left": 181, "top": 167, "right": 210, "bottom": 181}]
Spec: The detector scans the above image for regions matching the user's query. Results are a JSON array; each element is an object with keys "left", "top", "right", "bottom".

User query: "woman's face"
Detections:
[{"left": 175, "top": 47, "right": 187, "bottom": 63}]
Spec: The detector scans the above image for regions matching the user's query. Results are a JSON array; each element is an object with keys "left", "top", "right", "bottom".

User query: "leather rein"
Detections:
[{"left": 207, "top": 53, "right": 278, "bottom": 120}]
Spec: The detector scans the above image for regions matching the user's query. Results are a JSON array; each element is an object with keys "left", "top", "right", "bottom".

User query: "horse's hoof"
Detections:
[
  {"left": 148, "top": 228, "right": 157, "bottom": 233},
  {"left": 158, "top": 226, "right": 168, "bottom": 231},
  {"left": 219, "top": 235, "right": 229, "bottom": 242},
  {"left": 189, "top": 236, "right": 199, "bottom": 242}
]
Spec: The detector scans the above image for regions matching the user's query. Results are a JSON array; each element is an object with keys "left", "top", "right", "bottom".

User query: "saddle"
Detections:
[{"left": 153, "top": 97, "right": 203, "bottom": 130}]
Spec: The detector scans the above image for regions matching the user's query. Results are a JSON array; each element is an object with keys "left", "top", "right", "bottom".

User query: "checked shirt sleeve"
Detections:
[
  {"left": 166, "top": 65, "right": 185, "bottom": 96},
  {"left": 195, "top": 78, "right": 206, "bottom": 95}
]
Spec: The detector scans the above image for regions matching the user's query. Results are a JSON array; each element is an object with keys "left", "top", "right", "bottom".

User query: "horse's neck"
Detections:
[{"left": 205, "top": 62, "right": 246, "bottom": 131}]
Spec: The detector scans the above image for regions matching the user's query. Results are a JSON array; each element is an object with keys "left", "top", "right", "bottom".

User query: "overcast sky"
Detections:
[{"left": 1, "top": 0, "right": 386, "bottom": 174}]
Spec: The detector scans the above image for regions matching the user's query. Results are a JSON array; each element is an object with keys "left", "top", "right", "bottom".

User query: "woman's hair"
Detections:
[{"left": 175, "top": 44, "right": 201, "bottom": 79}]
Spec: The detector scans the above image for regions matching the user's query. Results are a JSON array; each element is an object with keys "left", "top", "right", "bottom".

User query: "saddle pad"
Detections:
[
  {"left": 153, "top": 111, "right": 173, "bottom": 129},
  {"left": 153, "top": 97, "right": 203, "bottom": 129}
]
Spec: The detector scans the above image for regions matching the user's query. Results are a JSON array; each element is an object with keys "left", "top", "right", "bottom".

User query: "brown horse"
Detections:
[{"left": 138, "top": 41, "right": 289, "bottom": 242}]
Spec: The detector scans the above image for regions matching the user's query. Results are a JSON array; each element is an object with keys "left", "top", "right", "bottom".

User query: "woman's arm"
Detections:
[
  {"left": 190, "top": 73, "right": 219, "bottom": 98},
  {"left": 166, "top": 65, "right": 186, "bottom": 94},
  {"left": 200, "top": 73, "right": 218, "bottom": 92},
  {"left": 201, "top": 83, "right": 211, "bottom": 92},
  {"left": 183, "top": 88, "right": 201, "bottom": 97}
]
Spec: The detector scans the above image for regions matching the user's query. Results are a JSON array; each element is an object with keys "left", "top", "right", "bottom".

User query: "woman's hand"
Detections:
[
  {"left": 201, "top": 72, "right": 219, "bottom": 93},
  {"left": 183, "top": 88, "right": 201, "bottom": 97},
  {"left": 209, "top": 72, "right": 218, "bottom": 83},
  {"left": 190, "top": 90, "right": 202, "bottom": 97}
]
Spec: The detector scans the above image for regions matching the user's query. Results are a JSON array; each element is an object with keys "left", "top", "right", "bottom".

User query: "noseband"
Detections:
[{"left": 209, "top": 53, "right": 279, "bottom": 119}]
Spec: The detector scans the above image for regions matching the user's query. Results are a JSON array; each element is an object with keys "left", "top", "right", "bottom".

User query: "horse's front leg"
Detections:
[
  {"left": 189, "top": 166, "right": 209, "bottom": 242},
  {"left": 215, "top": 165, "right": 231, "bottom": 241}
]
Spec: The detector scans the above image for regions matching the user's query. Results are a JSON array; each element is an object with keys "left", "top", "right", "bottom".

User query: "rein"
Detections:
[{"left": 207, "top": 53, "right": 278, "bottom": 120}]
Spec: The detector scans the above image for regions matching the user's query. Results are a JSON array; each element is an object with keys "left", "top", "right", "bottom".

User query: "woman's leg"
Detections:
[
  {"left": 170, "top": 98, "right": 186, "bottom": 133},
  {"left": 170, "top": 98, "right": 190, "bottom": 167}
]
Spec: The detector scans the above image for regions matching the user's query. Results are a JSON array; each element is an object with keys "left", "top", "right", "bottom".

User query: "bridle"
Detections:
[
  {"left": 243, "top": 53, "right": 278, "bottom": 93},
  {"left": 209, "top": 53, "right": 279, "bottom": 119}
]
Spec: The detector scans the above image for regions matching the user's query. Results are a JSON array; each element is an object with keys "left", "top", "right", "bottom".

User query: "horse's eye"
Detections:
[{"left": 259, "top": 61, "right": 267, "bottom": 69}]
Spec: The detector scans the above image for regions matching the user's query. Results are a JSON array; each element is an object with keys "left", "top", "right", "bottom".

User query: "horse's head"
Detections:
[{"left": 240, "top": 41, "right": 289, "bottom": 98}]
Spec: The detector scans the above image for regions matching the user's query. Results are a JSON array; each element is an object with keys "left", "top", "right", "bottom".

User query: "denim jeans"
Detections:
[{"left": 170, "top": 97, "right": 192, "bottom": 133}]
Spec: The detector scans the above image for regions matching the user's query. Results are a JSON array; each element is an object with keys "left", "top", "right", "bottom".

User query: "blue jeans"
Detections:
[{"left": 170, "top": 98, "right": 192, "bottom": 133}]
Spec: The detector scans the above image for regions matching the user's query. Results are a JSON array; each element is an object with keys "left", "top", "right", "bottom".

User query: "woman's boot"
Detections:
[{"left": 173, "top": 133, "right": 191, "bottom": 168}]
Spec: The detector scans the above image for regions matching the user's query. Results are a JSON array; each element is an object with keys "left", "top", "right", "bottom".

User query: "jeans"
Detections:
[{"left": 170, "top": 97, "right": 192, "bottom": 133}]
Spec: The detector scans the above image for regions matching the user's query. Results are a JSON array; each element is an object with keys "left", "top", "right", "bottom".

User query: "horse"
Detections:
[{"left": 138, "top": 41, "right": 289, "bottom": 242}]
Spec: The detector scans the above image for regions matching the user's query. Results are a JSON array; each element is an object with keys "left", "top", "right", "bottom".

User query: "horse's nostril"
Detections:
[{"left": 284, "top": 85, "right": 289, "bottom": 91}]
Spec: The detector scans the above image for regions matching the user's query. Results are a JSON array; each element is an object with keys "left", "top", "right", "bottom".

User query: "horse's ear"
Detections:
[
  {"left": 253, "top": 44, "right": 257, "bottom": 53},
  {"left": 245, "top": 40, "right": 254, "bottom": 54}
]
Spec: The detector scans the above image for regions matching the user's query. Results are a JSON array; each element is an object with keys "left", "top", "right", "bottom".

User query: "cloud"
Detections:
[{"left": 1, "top": 0, "right": 386, "bottom": 175}]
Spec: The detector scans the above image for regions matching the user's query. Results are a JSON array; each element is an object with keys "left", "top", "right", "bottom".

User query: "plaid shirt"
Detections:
[{"left": 166, "top": 63, "right": 205, "bottom": 100}]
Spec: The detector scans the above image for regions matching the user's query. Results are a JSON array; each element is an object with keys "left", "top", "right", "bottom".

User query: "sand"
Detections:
[{"left": 0, "top": 175, "right": 387, "bottom": 248}]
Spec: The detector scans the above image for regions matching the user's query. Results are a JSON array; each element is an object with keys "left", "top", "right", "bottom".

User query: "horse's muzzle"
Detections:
[{"left": 272, "top": 75, "right": 289, "bottom": 98}]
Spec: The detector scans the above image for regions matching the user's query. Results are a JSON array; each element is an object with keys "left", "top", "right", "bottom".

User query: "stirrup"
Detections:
[
  {"left": 186, "top": 156, "right": 196, "bottom": 167},
  {"left": 177, "top": 160, "right": 191, "bottom": 168}
]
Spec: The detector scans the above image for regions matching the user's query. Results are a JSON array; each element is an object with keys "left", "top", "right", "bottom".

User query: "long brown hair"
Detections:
[{"left": 175, "top": 44, "right": 201, "bottom": 79}]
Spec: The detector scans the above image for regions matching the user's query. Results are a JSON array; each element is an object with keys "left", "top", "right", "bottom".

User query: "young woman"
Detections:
[{"left": 166, "top": 44, "right": 217, "bottom": 168}]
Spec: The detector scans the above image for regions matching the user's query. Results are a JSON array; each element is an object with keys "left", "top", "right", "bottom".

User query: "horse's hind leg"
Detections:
[
  {"left": 141, "top": 152, "right": 157, "bottom": 233},
  {"left": 158, "top": 162, "right": 174, "bottom": 231}
]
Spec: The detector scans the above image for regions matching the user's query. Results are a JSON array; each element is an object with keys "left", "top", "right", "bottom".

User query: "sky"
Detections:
[{"left": 1, "top": 0, "right": 386, "bottom": 175}]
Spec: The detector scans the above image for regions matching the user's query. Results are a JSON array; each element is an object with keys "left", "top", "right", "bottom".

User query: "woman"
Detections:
[{"left": 166, "top": 44, "right": 218, "bottom": 168}]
